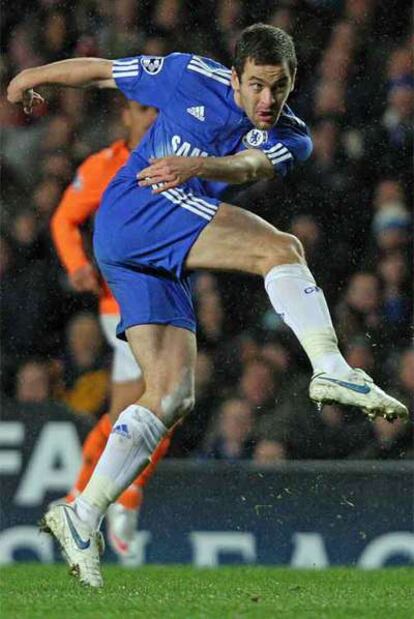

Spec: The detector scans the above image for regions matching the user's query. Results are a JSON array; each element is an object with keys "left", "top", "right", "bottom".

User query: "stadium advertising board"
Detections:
[{"left": 1, "top": 409, "right": 413, "bottom": 567}]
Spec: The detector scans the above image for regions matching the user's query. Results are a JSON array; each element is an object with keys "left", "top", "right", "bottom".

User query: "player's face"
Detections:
[
  {"left": 126, "top": 101, "right": 158, "bottom": 128},
  {"left": 122, "top": 102, "right": 158, "bottom": 148},
  {"left": 231, "top": 58, "right": 295, "bottom": 129}
]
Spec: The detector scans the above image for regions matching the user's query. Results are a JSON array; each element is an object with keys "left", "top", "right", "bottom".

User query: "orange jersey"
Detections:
[{"left": 51, "top": 140, "right": 129, "bottom": 315}]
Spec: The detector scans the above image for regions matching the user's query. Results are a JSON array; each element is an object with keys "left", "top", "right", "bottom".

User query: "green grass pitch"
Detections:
[{"left": 1, "top": 565, "right": 413, "bottom": 619}]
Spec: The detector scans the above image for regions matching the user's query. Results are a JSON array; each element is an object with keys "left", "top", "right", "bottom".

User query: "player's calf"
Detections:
[
  {"left": 139, "top": 369, "right": 195, "bottom": 428},
  {"left": 160, "top": 372, "right": 195, "bottom": 427}
]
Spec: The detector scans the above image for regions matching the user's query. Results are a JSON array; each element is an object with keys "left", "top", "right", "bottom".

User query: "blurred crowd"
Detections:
[{"left": 1, "top": 0, "right": 413, "bottom": 461}]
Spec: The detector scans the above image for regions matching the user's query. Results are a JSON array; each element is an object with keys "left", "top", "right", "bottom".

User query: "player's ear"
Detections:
[{"left": 231, "top": 67, "right": 240, "bottom": 92}]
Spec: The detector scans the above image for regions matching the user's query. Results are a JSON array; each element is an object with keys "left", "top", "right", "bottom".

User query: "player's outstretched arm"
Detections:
[
  {"left": 7, "top": 58, "right": 114, "bottom": 113},
  {"left": 138, "top": 149, "right": 274, "bottom": 193}
]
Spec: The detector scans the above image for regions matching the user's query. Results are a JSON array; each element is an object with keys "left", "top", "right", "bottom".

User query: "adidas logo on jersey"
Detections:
[{"left": 187, "top": 106, "right": 205, "bottom": 121}]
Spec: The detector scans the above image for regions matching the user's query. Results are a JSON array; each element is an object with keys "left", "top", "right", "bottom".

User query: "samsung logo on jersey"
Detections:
[{"left": 171, "top": 135, "right": 209, "bottom": 158}]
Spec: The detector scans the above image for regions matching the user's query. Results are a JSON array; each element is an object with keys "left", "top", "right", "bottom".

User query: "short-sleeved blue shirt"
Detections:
[{"left": 112, "top": 53, "right": 312, "bottom": 197}]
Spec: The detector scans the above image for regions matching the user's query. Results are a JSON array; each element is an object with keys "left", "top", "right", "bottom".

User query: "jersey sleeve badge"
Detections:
[{"left": 141, "top": 57, "right": 164, "bottom": 75}]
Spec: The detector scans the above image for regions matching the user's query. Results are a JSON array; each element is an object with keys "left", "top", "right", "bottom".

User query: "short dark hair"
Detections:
[{"left": 233, "top": 23, "right": 297, "bottom": 79}]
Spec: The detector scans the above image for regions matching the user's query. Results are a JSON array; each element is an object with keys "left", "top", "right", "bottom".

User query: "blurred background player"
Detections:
[{"left": 50, "top": 98, "right": 169, "bottom": 560}]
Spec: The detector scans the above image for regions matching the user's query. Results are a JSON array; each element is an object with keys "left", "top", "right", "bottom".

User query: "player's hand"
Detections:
[
  {"left": 22, "top": 89, "right": 44, "bottom": 115},
  {"left": 69, "top": 263, "right": 102, "bottom": 295},
  {"left": 137, "top": 156, "right": 202, "bottom": 193},
  {"left": 7, "top": 74, "right": 45, "bottom": 114}
]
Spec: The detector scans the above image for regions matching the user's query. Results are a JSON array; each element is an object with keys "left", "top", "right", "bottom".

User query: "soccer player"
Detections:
[
  {"left": 8, "top": 24, "right": 407, "bottom": 587},
  {"left": 50, "top": 99, "right": 171, "bottom": 559}
]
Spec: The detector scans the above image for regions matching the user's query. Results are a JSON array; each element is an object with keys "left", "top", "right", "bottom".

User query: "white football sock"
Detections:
[
  {"left": 74, "top": 404, "right": 167, "bottom": 529},
  {"left": 264, "top": 263, "right": 351, "bottom": 376}
]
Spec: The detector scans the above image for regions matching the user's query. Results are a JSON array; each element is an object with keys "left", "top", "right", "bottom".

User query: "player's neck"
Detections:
[
  {"left": 127, "top": 131, "right": 145, "bottom": 151},
  {"left": 127, "top": 138, "right": 138, "bottom": 151}
]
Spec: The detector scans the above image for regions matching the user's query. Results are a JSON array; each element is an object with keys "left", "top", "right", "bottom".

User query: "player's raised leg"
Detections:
[
  {"left": 42, "top": 323, "right": 196, "bottom": 587},
  {"left": 186, "top": 203, "right": 408, "bottom": 420}
]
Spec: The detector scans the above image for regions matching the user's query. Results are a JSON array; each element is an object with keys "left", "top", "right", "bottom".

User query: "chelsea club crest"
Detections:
[
  {"left": 141, "top": 57, "right": 164, "bottom": 75},
  {"left": 242, "top": 129, "right": 268, "bottom": 148}
]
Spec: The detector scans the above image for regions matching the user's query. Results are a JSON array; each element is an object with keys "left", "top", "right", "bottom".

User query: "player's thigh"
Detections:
[
  {"left": 186, "top": 202, "right": 303, "bottom": 275},
  {"left": 125, "top": 323, "right": 197, "bottom": 400}
]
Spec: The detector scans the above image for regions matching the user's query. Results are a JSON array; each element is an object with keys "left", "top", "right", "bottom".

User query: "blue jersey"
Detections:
[{"left": 112, "top": 53, "right": 312, "bottom": 198}]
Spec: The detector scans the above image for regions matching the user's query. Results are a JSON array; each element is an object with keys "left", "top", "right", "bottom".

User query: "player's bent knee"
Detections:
[
  {"left": 260, "top": 233, "right": 304, "bottom": 274},
  {"left": 293, "top": 233, "right": 305, "bottom": 254},
  {"left": 275, "top": 232, "right": 304, "bottom": 261}
]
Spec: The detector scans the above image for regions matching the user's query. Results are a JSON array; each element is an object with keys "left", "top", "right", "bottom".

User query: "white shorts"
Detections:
[{"left": 100, "top": 314, "right": 142, "bottom": 383}]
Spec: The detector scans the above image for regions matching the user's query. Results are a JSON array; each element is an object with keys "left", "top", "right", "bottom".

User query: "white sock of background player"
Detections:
[{"left": 265, "top": 263, "right": 352, "bottom": 376}]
